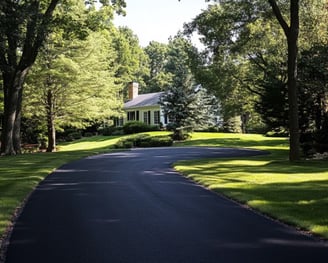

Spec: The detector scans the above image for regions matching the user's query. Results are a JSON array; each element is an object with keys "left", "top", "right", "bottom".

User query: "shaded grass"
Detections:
[
  {"left": 0, "top": 131, "right": 169, "bottom": 240},
  {"left": 175, "top": 133, "right": 328, "bottom": 239},
  {"left": 1, "top": 131, "right": 328, "bottom": 244},
  {"left": 0, "top": 135, "right": 122, "bottom": 239},
  {"left": 176, "top": 132, "right": 288, "bottom": 150}
]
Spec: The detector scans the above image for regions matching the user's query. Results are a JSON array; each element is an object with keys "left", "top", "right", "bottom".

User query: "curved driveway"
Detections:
[{"left": 5, "top": 147, "right": 328, "bottom": 262}]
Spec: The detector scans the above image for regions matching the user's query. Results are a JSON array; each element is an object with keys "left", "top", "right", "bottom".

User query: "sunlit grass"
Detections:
[
  {"left": 0, "top": 132, "right": 169, "bottom": 240},
  {"left": 175, "top": 133, "right": 328, "bottom": 239},
  {"left": 1, "top": 131, "right": 328, "bottom": 244},
  {"left": 0, "top": 135, "right": 121, "bottom": 239}
]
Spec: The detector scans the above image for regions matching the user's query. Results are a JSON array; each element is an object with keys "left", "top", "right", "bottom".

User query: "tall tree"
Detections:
[
  {"left": 24, "top": 30, "right": 122, "bottom": 152},
  {"left": 112, "top": 26, "right": 149, "bottom": 96},
  {"left": 267, "top": 0, "right": 300, "bottom": 161},
  {"left": 0, "top": 0, "right": 126, "bottom": 155},
  {"left": 160, "top": 79, "right": 218, "bottom": 140},
  {"left": 143, "top": 41, "right": 172, "bottom": 93},
  {"left": 185, "top": 2, "right": 266, "bottom": 132},
  {"left": 0, "top": 0, "right": 60, "bottom": 155}
]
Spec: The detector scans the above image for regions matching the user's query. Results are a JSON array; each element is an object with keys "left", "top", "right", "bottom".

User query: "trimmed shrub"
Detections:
[
  {"left": 66, "top": 132, "right": 82, "bottom": 141},
  {"left": 99, "top": 126, "right": 123, "bottom": 136},
  {"left": 123, "top": 121, "right": 160, "bottom": 134},
  {"left": 84, "top": 132, "right": 93, "bottom": 137},
  {"left": 138, "top": 135, "right": 173, "bottom": 147},
  {"left": 113, "top": 134, "right": 173, "bottom": 148}
]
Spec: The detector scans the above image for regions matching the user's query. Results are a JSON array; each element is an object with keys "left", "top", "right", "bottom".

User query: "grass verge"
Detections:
[
  {"left": 174, "top": 132, "right": 328, "bottom": 239},
  {"left": 0, "top": 135, "right": 123, "bottom": 241},
  {"left": 0, "top": 132, "right": 169, "bottom": 241},
  {"left": 1, "top": 131, "right": 328, "bottom": 245}
]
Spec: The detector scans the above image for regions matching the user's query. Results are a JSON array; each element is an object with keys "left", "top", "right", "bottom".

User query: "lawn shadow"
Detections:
[
  {"left": 176, "top": 137, "right": 288, "bottom": 149},
  {"left": 211, "top": 179, "right": 328, "bottom": 238}
]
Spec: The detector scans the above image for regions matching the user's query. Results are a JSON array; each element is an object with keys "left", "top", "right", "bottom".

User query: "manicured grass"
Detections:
[
  {"left": 0, "top": 131, "right": 169, "bottom": 240},
  {"left": 174, "top": 133, "right": 328, "bottom": 239},
  {"left": 0, "top": 135, "right": 122, "bottom": 240},
  {"left": 1, "top": 131, "right": 328, "bottom": 244}
]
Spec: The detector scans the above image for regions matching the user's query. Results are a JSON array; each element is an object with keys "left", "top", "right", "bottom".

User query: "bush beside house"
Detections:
[{"left": 113, "top": 134, "right": 173, "bottom": 149}]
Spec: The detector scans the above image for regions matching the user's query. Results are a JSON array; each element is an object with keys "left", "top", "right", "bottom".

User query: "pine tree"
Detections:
[{"left": 160, "top": 79, "right": 219, "bottom": 140}]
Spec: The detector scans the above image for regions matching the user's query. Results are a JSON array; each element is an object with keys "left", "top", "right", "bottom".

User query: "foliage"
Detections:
[
  {"left": 24, "top": 29, "right": 122, "bottom": 151},
  {"left": 160, "top": 79, "right": 219, "bottom": 140},
  {"left": 112, "top": 27, "right": 149, "bottom": 94},
  {"left": 298, "top": 45, "right": 328, "bottom": 132},
  {"left": 188, "top": 0, "right": 328, "bottom": 160},
  {"left": 0, "top": 0, "right": 61, "bottom": 155},
  {"left": 143, "top": 41, "right": 173, "bottom": 93},
  {"left": 99, "top": 126, "right": 124, "bottom": 136},
  {"left": 0, "top": 0, "right": 126, "bottom": 155},
  {"left": 143, "top": 36, "right": 197, "bottom": 94},
  {"left": 113, "top": 134, "right": 173, "bottom": 148},
  {"left": 122, "top": 121, "right": 160, "bottom": 135},
  {"left": 66, "top": 132, "right": 83, "bottom": 142},
  {"left": 185, "top": 2, "right": 269, "bottom": 130}
]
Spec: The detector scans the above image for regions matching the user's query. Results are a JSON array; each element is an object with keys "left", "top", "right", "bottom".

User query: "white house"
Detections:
[{"left": 119, "top": 82, "right": 167, "bottom": 127}]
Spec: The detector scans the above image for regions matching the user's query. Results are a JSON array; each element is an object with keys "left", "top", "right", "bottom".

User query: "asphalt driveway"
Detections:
[{"left": 4, "top": 147, "right": 328, "bottom": 262}]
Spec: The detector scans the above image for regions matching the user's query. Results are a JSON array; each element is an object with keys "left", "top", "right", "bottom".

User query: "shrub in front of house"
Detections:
[
  {"left": 123, "top": 121, "right": 160, "bottom": 134},
  {"left": 66, "top": 131, "right": 82, "bottom": 141},
  {"left": 113, "top": 134, "right": 173, "bottom": 148},
  {"left": 138, "top": 135, "right": 173, "bottom": 147},
  {"left": 99, "top": 126, "right": 124, "bottom": 136}
]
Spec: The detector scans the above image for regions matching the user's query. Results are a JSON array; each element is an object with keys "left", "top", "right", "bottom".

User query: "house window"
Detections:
[
  {"left": 136, "top": 110, "right": 139, "bottom": 121},
  {"left": 127, "top": 111, "right": 135, "bottom": 121},
  {"left": 115, "top": 117, "right": 123, "bottom": 126},
  {"left": 154, "top": 111, "right": 160, "bottom": 125},
  {"left": 143, "top": 112, "right": 148, "bottom": 124}
]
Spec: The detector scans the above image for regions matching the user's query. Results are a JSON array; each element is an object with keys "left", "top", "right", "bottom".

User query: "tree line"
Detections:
[
  {"left": 185, "top": 0, "right": 328, "bottom": 160},
  {"left": 1, "top": 0, "right": 327, "bottom": 161}
]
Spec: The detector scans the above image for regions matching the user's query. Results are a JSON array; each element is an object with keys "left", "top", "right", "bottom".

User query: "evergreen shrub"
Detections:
[
  {"left": 66, "top": 132, "right": 82, "bottom": 141},
  {"left": 123, "top": 121, "right": 160, "bottom": 134},
  {"left": 99, "top": 126, "right": 123, "bottom": 136},
  {"left": 113, "top": 134, "right": 173, "bottom": 148}
]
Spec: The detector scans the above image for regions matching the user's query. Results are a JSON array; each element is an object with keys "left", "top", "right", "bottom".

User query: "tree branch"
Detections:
[
  {"left": 267, "top": 0, "right": 290, "bottom": 37},
  {"left": 19, "top": 0, "right": 60, "bottom": 70}
]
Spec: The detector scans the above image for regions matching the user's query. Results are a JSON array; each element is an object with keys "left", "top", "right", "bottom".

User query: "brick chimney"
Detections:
[{"left": 128, "top": 82, "right": 139, "bottom": 100}]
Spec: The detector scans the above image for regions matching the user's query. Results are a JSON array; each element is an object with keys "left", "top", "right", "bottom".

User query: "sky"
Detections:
[{"left": 114, "top": 0, "right": 210, "bottom": 47}]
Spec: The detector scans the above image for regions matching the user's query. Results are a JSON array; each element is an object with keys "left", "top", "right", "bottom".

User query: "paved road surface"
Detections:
[{"left": 4, "top": 147, "right": 328, "bottom": 262}]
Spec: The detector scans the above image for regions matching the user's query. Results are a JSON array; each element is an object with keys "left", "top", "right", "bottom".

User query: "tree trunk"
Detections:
[
  {"left": 46, "top": 89, "right": 56, "bottom": 152},
  {"left": 1, "top": 70, "right": 28, "bottom": 155},
  {"left": 268, "top": 0, "right": 301, "bottom": 161},
  {"left": 287, "top": 35, "right": 300, "bottom": 161},
  {"left": 13, "top": 87, "right": 23, "bottom": 154},
  {"left": 287, "top": 1, "right": 301, "bottom": 161},
  {"left": 0, "top": 0, "right": 61, "bottom": 155}
]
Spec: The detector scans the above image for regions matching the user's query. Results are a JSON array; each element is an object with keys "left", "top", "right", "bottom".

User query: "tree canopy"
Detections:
[{"left": 0, "top": 0, "right": 126, "bottom": 155}]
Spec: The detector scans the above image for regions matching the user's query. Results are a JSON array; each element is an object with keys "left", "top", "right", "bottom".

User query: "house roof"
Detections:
[{"left": 124, "top": 92, "right": 164, "bottom": 109}]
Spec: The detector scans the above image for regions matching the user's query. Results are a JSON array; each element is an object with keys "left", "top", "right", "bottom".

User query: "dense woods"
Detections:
[{"left": 0, "top": 0, "right": 327, "bottom": 161}]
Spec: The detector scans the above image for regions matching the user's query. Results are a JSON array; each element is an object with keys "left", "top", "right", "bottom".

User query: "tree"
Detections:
[
  {"left": 185, "top": 2, "right": 266, "bottom": 132},
  {"left": 268, "top": 0, "right": 300, "bottom": 161},
  {"left": 189, "top": 1, "right": 327, "bottom": 158},
  {"left": 24, "top": 30, "right": 122, "bottom": 152},
  {"left": 0, "top": 0, "right": 60, "bottom": 155},
  {"left": 143, "top": 36, "right": 197, "bottom": 93},
  {"left": 160, "top": 78, "right": 219, "bottom": 140},
  {"left": 0, "top": 0, "right": 126, "bottom": 155},
  {"left": 143, "top": 41, "right": 173, "bottom": 93},
  {"left": 112, "top": 27, "right": 149, "bottom": 96},
  {"left": 298, "top": 45, "right": 328, "bottom": 133}
]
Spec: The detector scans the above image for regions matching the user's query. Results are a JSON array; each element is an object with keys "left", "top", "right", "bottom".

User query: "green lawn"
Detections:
[
  {"left": 174, "top": 132, "right": 328, "bottom": 239},
  {"left": 0, "top": 132, "right": 327, "bottom": 244},
  {"left": 0, "top": 135, "right": 122, "bottom": 240}
]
